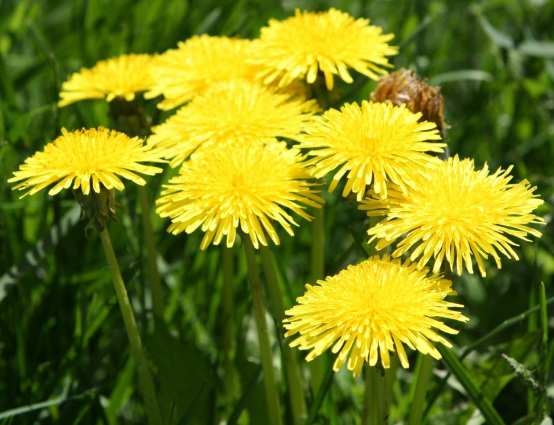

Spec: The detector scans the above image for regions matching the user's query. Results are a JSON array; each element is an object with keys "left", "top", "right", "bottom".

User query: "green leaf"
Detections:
[
  {"left": 473, "top": 332, "right": 540, "bottom": 401},
  {"left": 519, "top": 40, "right": 554, "bottom": 59},
  {"left": 0, "top": 379, "right": 96, "bottom": 420},
  {"left": 145, "top": 324, "right": 216, "bottom": 425},
  {"left": 0, "top": 205, "right": 81, "bottom": 302},
  {"left": 430, "top": 70, "right": 493, "bottom": 85},
  {"left": 104, "top": 359, "right": 136, "bottom": 425},
  {"left": 475, "top": 11, "right": 514, "bottom": 49}
]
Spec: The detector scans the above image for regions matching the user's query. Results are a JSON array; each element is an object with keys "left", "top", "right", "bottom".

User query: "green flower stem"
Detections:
[
  {"left": 260, "top": 247, "right": 307, "bottom": 425},
  {"left": 437, "top": 345, "right": 505, "bottom": 425},
  {"left": 99, "top": 228, "right": 162, "bottom": 425},
  {"left": 138, "top": 187, "right": 164, "bottom": 319},
  {"left": 310, "top": 207, "right": 325, "bottom": 281},
  {"left": 243, "top": 238, "right": 283, "bottom": 425},
  {"left": 538, "top": 281, "right": 549, "bottom": 416},
  {"left": 310, "top": 207, "right": 327, "bottom": 392},
  {"left": 363, "top": 367, "right": 384, "bottom": 425},
  {"left": 222, "top": 246, "right": 237, "bottom": 396},
  {"left": 408, "top": 355, "right": 434, "bottom": 425},
  {"left": 383, "top": 359, "right": 397, "bottom": 418},
  {"left": 109, "top": 100, "right": 164, "bottom": 320}
]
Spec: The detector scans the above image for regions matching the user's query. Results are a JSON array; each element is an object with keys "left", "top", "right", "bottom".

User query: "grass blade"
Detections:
[{"left": 437, "top": 346, "right": 505, "bottom": 425}]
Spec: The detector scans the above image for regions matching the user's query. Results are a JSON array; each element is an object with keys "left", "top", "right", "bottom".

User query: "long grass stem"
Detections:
[
  {"left": 437, "top": 345, "right": 505, "bottom": 425},
  {"left": 425, "top": 295, "right": 554, "bottom": 416}
]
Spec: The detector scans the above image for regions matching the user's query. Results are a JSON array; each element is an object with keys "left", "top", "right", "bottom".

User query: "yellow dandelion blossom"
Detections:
[
  {"left": 252, "top": 8, "right": 397, "bottom": 90},
  {"left": 362, "top": 156, "right": 544, "bottom": 277},
  {"left": 156, "top": 139, "right": 322, "bottom": 250},
  {"left": 284, "top": 255, "right": 468, "bottom": 376},
  {"left": 300, "top": 101, "right": 444, "bottom": 200},
  {"left": 58, "top": 54, "right": 154, "bottom": 107},
  {"left": 9, "top": 128, "right": 163, "bottom": 197},
  {"left": 148, "top": 80, "right": 317, "bottom": 167},
  {"left": 146, "top": 36, "right": 259, "bottom": 110}
]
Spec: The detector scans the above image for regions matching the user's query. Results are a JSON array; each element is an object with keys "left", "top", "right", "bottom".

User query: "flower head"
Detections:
[
  {"left": 146, "top": 36, "right": 259, "bottom": 109},
  {"left": 362, "top": 156, "right": 544, "bottom": 277},
  {"left": 252, "top": 9, "right": 397, "bottom": 90},
  {"left": 156, "top": 139, "right": 322, "bottom": 249},
  {"left": 9, "top": 128, "right": 163, "bottom": 197},
  {"left": 300, "top": 101, "right": 444, "bottom": 200},
  {"left": 58, "top": 54, "right": 154, "bottom": 107},
  {"left": 148, "top": 80, "right": 317, "bottom": 167},
  {"left": 284, "top": 255, "right": 468, "bottom": 376}
]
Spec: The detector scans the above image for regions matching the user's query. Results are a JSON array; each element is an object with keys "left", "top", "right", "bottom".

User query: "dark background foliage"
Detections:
[{"left": 0, "top": 0, "right": 553, "bottom": 423}]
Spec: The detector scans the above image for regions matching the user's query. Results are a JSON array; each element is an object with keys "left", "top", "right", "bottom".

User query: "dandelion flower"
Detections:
[
  {"left": 58, "top": 54, "right": 154, "bottom": 107},
  {"left": 300, "top": 101, "right": 444, "bottom": 200},
  {"left": 9, "top": 128, "right": 163, "bottom": 197},
  {"left": 148, "top": 80, "right": 317, "bottom": 167},
  {"left": 362, "top": 156, "right": 544, "bottom": 277},
  {"left": 252, "top": 9, "right": 397, "bottom": 90},
  {"left": 284, "top": 255, "right": 468, "bottom": 376},
  {"left": 146, "top": 36, "right": 259, "bottom": 110},
  {"left": 156, "top": 139, "right": 321, "bottom": 249}
]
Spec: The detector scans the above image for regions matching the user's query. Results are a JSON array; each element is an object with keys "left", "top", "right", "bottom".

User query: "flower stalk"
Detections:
[
  {"left": 363, "top": 367, "right": 384, "bottom": 425},
  {"left": 383, "top": 360, "right": 397, "bottom": 419},
  {"left": 138, "top": 187, "right": 164, "bottom": 319},
  {"left": 309, "top": 206, "right": 327, "bottom": 392},
  {"left": 243, "top": 238, "right": 283, "bottom": 425},
  {"left": 109, "top": 99, "right": 165, "bottom": 320},
  {"left": 99, "top": 227, "right": 162, "bottom": 425},
  {"left": 408, "top": 355, "right": 434, "bottom": 425},
  {"left": 222, "top": 246, "right": 238, "bottom": 398},
  {"left": 260, "top": 247, "right": 307, "bottom": 425}
]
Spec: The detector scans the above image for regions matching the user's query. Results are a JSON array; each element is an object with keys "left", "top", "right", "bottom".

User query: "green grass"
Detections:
[{"left": 1, "top": 0, "right": 553, "bottom": 423}]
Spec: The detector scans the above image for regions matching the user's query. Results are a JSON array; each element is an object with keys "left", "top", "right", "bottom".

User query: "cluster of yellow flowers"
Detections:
[{"left": 10, "top": 9, "right": 543, "bottom": 377}]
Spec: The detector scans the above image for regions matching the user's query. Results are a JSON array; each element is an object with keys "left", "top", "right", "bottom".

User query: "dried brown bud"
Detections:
[{"left": 372, "top": 69, "right": 446, "bottom": 136}]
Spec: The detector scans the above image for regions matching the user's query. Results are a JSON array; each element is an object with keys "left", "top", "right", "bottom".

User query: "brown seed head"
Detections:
[{"left": 372, "top": 69, "right": 446, "bottom": 136}]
